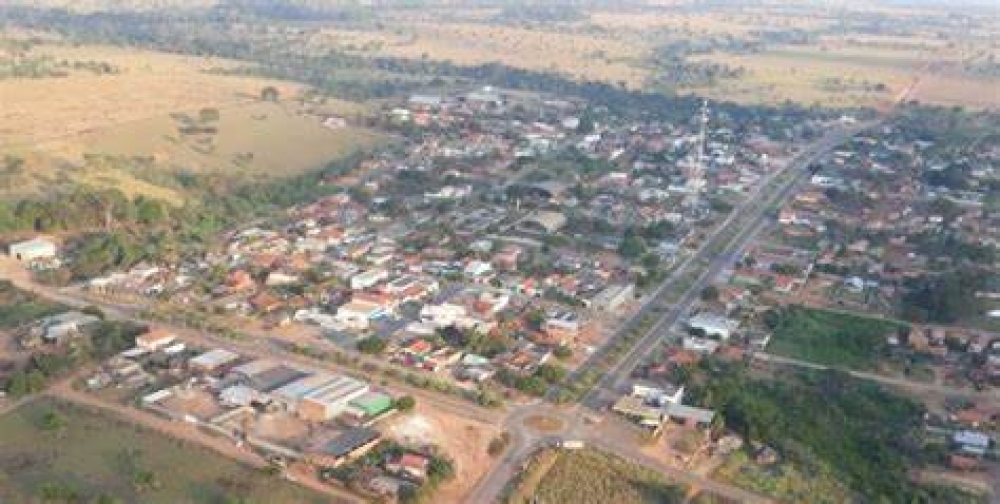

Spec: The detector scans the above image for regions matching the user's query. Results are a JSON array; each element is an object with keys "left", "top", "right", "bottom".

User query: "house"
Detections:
[
  {"left": 350, "top": 269, "right": 388, "bottom": 291},
  {"left": 631, "top": 380, "right": 685, "bottom": 406},
  {"left": 386, "top": 452, "right": 430, "bottom": 481},
  {"left": 135, "top": 328, "right": 176, "bottom": 352},
  {"left": 188, "top": 348, "right": 240, "bottom": 373},
  {"left": 8, "top": 237, "right": 57, "bottom": 262},
  {"left": 953, "top": 430, "right": 991, "bottom": 457},
  {"left": 335, "top": 299, "right": 388, "bottom": 330},
  {"left": 542, "top": 311, "right": 582, "bottom": 344},
  {"left": 686, "top": 312, "right": 739, "bottom": 340},
  {"left": 519, "top": 210, "right": 567, "bottom": 234},
  {"left": 33, "top": 311, "right": 101, "bottom": 344}
]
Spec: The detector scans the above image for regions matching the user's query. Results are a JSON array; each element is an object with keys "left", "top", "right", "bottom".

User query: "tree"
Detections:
[
  {"left": 260, "top": 86, "right": 279, "bottom": 102},
  {"left": 553, "top": 345, "right": 572, "bottom": 360},
  {"left": 357, "top": 337, "right": 388, "bottom": 355},
  {"left": 618, "top": 229, "right": 646, "bottom": 259},
  {"left": 394, "top": 395, "right": 416, "bottom": 412},
  {"left": 700, "top": 285, "right": 719, "bottom": 302}
]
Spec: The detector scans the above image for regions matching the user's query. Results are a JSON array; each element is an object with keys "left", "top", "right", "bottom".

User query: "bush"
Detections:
[{"left": 394, "top": 395, "right": 416, "bottom": 412}]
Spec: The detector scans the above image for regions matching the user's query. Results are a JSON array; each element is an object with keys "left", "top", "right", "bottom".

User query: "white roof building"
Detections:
[{"left": 9, "top": 237, "right": 57, "bottom": 262}]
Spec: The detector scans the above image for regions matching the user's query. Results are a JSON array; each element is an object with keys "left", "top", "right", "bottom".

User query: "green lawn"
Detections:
[
  {"left": 768, "top": 305, "right": 906, "bottom": 370},
  {"left": 0, "top": 398, "right": 329, "bottom": 504}
]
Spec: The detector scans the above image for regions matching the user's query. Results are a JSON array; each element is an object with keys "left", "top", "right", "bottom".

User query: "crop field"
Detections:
[
  {"left": 506, "top": 448, "right": 685, "bottom": 504},
  {"left": 0, "top": 398, "right": 329, "bottom": 504}
]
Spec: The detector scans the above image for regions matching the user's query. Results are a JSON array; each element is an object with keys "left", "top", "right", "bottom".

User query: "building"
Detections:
[
  {"left": 591, "top": 283, "right": 635, "bottom": 311},
  {"left": 135, "top": 328, "right": 176, "bottom": 352},
  {"left": 631, "top": 381, "right": 685, "bottom": 406},
  {"left": 542, "top": 311, "right": 582, "bottom": 343},
  {"left": 231, "top": 360, "right": 309, "bottom": 393},
  {"left": 273, "top": 373, "right": 370, "bottom": 422},
  {"left": 33, "top": 311, "right": 101, "bottom": 344},
  {"left": 335, "top": 299, "right": 388, "bottom": 330},
  {"left": 8, "top": 237, "right": 57, "bottom": 262},
  {"left": 518, "top": 210, "right": 567, "bottom": 234},
  {"left": 347, "top": 392, "right": 393, "bottom": 418},
  {"left": 686, "top": 312, "right": 739, "bottom": 340},
  {"left": 350, "top": 269, "right": 388, "bottom": 291},
  {"left": 386, "top": 452, "right": 430, "bottom": 481},
  {"left": 309, "top": 428, "right": 381, "bottom": 468},
  {"left": 189, "top": 348, "right": 240, "bottom": 373},
  {"left": 953, "top": 430, "right": 991, "bottom": 457}
]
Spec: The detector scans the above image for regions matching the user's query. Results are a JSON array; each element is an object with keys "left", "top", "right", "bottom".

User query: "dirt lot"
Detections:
[{"left": 384, "top": 403, "right": 501, "bottom": 502}]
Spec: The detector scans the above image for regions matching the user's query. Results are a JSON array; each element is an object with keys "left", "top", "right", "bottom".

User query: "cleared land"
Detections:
[
  {"left": 0, "top": 397, "right": 329, "bottom": 504},
  {"left": 768, "top": 305, "right": 906, "bottom": 370},
  {"left": 1, "top": 43, "right": 383, "bottom": 202},
  {"left": 506, "top": 448, "right": 685, "bottom": 504}
]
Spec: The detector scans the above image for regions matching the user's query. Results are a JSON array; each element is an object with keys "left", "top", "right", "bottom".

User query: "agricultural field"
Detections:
[
  {"left": 506, "top": 448, "right": 685, "bottom": 504},
  {"left": 0, "top": 398, "right": 329, "bottom": 504},
  {"left": 0, "top": 42, "right": 383, "bottom": 202},
  {"left": 766, "top": 305, "right": 906, "bottom": 370}
]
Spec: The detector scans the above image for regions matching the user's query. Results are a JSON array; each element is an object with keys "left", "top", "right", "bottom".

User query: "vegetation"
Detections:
[
  {"left": 507, "top": 448, "right": 685, "bottom": 504},
  {"left": 688, "top": 361, "right": 939, "bottom": 503},
  {"left": 0, "top": 399, "right": 328, "bottom": 504},
  {"left": 4, "top": 319, "right": 145, "bottom": 398},
  {"left": 900, "top": 268, "right": 988, "bottom": 324},
  {"left": 0, "top": 280, "right": 64, "bottom": 328},
  {"left": 766, "top": 305, "right": 906, "bottom": 370}
]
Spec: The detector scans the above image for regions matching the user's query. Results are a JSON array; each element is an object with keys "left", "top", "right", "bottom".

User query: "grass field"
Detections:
[
  {"left": 0, "top": 43, "right": 384, "bottom": 202},
  {"left": 768, "top": 305, "right": 907, "bottom": 370},
  {"left": 0, "top": 398, "right": 329, "bottom": 504},
  {"left": 714, "top": 450, "right": 850, "bottom": 504},
  {"left": 507, "top": 448, "right": 685, "bottom": 504}
]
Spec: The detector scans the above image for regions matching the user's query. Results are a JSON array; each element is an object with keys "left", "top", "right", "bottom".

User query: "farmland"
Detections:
[
  {"left": 506, "top": 448, "right": 685, "bottom": 504},
  {"left": 0, "top": 398, "right": 329, "bottom": 504}
]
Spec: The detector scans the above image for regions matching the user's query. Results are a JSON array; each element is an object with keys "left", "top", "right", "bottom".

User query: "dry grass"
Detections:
[
  {"left": 317, "top": 22, "right": 649, "bottom": 87},
  {"left": 0, "top": 44, "right": 384, "bottom": 202}
]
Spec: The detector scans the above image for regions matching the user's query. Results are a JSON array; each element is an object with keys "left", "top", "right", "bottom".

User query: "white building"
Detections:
[
  {"left": 350, "top": 269, "right": 389, "bottom": 291},
  {"left": 686, "top": 312, "right": 740, "bottom": 340},
  {"left": 8, "top": 237, "right": 57, "bottom": 262},
  {"left": 335, "top": 300, "right": 386, "bottom": 330}
]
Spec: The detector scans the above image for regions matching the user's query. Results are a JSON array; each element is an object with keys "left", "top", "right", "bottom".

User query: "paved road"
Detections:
[
  {"left": 467, "top": 124, "right": 874, "bottom": 504},
  {"left": 0, "top": 258, "right": 506, "bottom": 427},
  {"left": 580, "top": 122, "right": 873, "bottom": 410}
]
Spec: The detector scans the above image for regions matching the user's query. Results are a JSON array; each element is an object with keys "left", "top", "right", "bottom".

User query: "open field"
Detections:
[
  {"left": 0, "top": 397, "right": 329, "bottom": 504},
  {"left": 506, "top": 448, "right": 686, "bottom": 504},
  {"left": 768, "top": 305, "right": 906, "bottom": 370},
  {"left": 384, "top": 403, "right": 501, "bottom": 502},
  {"left": 319, "top": 22, "right": 648, "bottom": 87},
  {"left": 0, "top": 43, "right": 384, "bottom": 202},
  {"left": 713, "top": 450, "right": 851, "bottom": 504}
]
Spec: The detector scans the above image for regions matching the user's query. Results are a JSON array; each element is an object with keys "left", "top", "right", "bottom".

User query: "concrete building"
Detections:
[
  {"left": 8, "top": 237, "right": 56, "bottom": 262},
  {"left": 686, "top": 312, "right": 740, "bottom": 340},
  {"left": 273, "top": 373, "right": 370, "bottom": 422}
]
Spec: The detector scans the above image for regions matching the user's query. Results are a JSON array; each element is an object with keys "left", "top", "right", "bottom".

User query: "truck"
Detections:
[{"left": 557, "top": 439, "right": 586, "bottom": 450}]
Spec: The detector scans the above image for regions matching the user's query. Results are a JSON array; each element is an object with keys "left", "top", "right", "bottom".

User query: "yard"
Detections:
[
  {"left": 0, "top": 398, "right": 329, "bottom": 504},
  {"left": 767, "top": 305, "right": 906, "bottom": 370}
]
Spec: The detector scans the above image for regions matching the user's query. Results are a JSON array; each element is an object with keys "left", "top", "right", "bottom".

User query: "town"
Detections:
[{"left": 0, "top": 2, "right": 998, "bottom": 503}]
